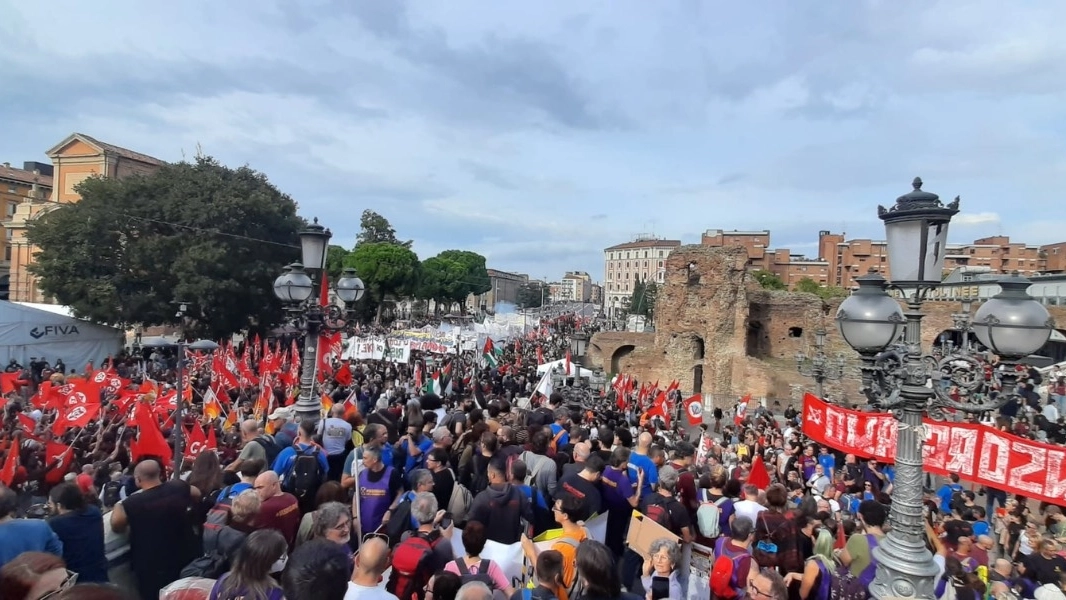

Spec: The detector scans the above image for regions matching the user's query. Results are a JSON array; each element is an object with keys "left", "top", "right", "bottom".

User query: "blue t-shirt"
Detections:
[
  {"left": 937, "top": 483, "right": 962, "bottom": 513},
  {"left": 818, "top": 454, "right": 835, "bottom": 476},
  {"left": 0, "top": 519, "right": 63, "bottom": 567},
  {"left": 272, "top": 443, "right": 330, "bottom": 479},
  {"left": 972, "top": 520, "right": 990, "bottom": 537},
  {"left": 550, "top": 423, "right": 570, "bottom": 449},
  {"left": 628, "top": 452, "right": 658, "bottom": 499},
  {"left": 400, "top": 436, "right": 433, "bottom": 474}
]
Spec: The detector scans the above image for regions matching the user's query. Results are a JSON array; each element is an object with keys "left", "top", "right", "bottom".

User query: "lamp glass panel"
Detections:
[
  {"left": 836, "top": 294, "right": 904, "bottom": 352},
  {"left": 885, "top": 219, "right": 951, "bottom": 283},
  {"left": 300, "top": 232, "right": 329, "bottom": 270},
  {"left": 289, "top": 270, "right": 314, "bottom": 302},
  {"left": 973, "top": 297, "right": 1052, "bottom": 357}
]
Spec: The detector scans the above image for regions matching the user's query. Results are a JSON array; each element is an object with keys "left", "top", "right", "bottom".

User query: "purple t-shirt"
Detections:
[{"left": 601, "top": 466, "right": 635, "bottom": 510}]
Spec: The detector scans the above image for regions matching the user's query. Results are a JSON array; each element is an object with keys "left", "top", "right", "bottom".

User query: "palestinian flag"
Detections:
[
  {"left": 482, "top": 339, "right": 502, "bottom": 368},
  {"left": 422, "top": 370, "right": 442, "bottom": 396}
]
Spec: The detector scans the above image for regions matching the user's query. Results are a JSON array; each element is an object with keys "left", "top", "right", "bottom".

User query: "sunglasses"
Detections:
[{"left": 39, "top": 570, "right": 78, "bottom": 599}]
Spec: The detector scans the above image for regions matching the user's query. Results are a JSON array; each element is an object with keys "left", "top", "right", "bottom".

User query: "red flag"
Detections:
[
  {"left": 0, "top": 436, "right": 19, "bottom": 487},
  {"left": 206, "top": 425, "right": 218, "bottom": 450},
  {"left": 746, "top": 455, "right": 771, "bottom": 490},
  {"left": 130, "top": 401, "right": 173, "bottom": 466},
  {"left": 0, "top": 373, "right": 24, "bottom": 394},
  {"left": 335, "top": 359, "right": 353, "bottom": 387},
  {"left": 683, "top": 395, "right": 703, "bottom": 426},
  {"left": 536, "top": 346, "right": 544, "bottom": 366},
  {"left": 185, "top": 424, "right": 209, "bottom": 459},
  {"left": 52, "top": 396, "right": 101, "bottom": 435}
]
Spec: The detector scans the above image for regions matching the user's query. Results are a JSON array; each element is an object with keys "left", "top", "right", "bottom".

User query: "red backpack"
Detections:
[
  {"left": 710, "top": 537, "right": 748, "bottom": 600},
  {"left": 644, "top": 496, "right": 674, "bottom": 530},
  {"left": 386, "top": 533, "right": 438, "bottom": 600}
]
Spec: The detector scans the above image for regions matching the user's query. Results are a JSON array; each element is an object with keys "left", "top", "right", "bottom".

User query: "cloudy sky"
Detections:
[{"left": 2, "top": 1, "right": 1064, "bottom": 283}]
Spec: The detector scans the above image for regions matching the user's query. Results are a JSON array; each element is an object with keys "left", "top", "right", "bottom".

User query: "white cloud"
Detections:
[{"left": 953, "top": 212, "right": 1001, "bottom": 226}]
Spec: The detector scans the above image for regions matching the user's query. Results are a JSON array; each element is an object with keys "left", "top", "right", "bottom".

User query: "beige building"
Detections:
[
  {"left": 604, "top": 237, "right": 681, "bottom": 317},
  {"left": 6, "top": 133, "right": 164, "bottom": 303},
  {"left": 466, "top": 268, "right": 528, "bottom": 313},
  {"left": 1, "top": 162, "right": 53, "bottom": 279},
  {"left": 555, "top": 271, "right": 592, "bottom": 303}
]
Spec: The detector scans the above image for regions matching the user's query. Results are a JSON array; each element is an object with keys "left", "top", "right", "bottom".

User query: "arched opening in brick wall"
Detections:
[
  {"left": 933, "top": 329, "right": 979, "bottom": 354},
  {"left": 692, "top": 336, "right": 705, "bottom": 360},
  {"left": 611, "top": 345, "right": 636, "bottom": 374},
  {"left": 693, "top": 364, "right": 703, "bottom": 394}
]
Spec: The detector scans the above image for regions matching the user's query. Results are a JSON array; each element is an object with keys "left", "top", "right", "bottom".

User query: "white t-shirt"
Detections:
[
  {"left": 344, "top": 581, "right": 398, "bottom": 600},
  {"left": 320, "top": 417, "right": 353, "bottom": 456},
  {"left": 733, "top": 499, "right": 766, "bottom": 525}
]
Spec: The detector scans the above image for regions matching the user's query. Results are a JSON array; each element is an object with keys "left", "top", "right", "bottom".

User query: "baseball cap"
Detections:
[{"left": 268, "top": 407, "right": 294, "bottom": 421}]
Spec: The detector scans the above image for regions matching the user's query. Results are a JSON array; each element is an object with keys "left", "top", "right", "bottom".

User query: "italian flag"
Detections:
[{"left": 483, "top": 339, "right": 502, "bottom": 368}]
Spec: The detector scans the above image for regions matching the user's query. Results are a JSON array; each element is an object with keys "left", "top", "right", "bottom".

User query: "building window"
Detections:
[
  {"left": 659, "top": 251, "right": 663, "bottom": 257},
  {"left": 626, "top": 252, "right": 630, "bottom": 259},
  {"left": 7, "top": 185, "right": 15, "bottom": 194},
  {"left": 6, "top": 202, "right": 16, "bottom": 217},
  {"left": 643, "top": 261, "right": 648, "bottom": 267}
]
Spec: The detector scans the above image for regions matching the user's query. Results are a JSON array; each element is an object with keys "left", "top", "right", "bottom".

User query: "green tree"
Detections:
[
  {"left": 752, "top": 269, "right": 786, "bottom": 290},
  {"left": 516, "top": 281, "right": 546, "bottom": 308},
  {"left": 417, "top": 255, "right": 466, "bottom": 314},
  {"left": 27, "top": 157, "right": 302, "bottom": 338},
  {"left": 795, "top": 277, "right": 849, "bottom": 300},
  {"left": 795, "top": 277, "right": 822, "bottom": 295},
  {"left": 344, "top": 242, "right": 420, "bottom": 323},
  {"left": 356, "top": 209, "right": 411, "bottom": 247},
  {"left": 324, "top": 245, "right": 350, "bottom": 280},
  {"left": 628, "top": 278, "right": 659, "bottom": 319},
  {"left": 436, "top": 250, "right": 490, "bottom": 313}
]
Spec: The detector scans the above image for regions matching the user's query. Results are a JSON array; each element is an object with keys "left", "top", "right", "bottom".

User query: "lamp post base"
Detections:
[{"left": 868, "top": 534, "right": 939, "bottom": 599}]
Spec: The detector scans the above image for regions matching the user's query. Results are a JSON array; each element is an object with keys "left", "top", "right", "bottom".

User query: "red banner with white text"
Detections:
[{"left": 802, "top": 393, "right": 1066, "bottom": 507}]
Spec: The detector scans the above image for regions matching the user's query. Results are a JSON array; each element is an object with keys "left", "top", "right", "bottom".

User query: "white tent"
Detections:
[
  {"left": 536, "top": 358, "right": 594, "bottom": 378},
  {"left": 0, "top": 301, "right": 124, "bottom": 370}
]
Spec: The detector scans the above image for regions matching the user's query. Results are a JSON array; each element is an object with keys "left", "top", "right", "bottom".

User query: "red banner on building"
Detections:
[{"left": 802, "top": 393, "right": 1066, "bottom": 507}]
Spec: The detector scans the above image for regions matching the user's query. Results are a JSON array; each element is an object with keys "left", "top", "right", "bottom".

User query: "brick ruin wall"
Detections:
[{"left": 586, "top": 245, "right": 1066, "bottom": 409}]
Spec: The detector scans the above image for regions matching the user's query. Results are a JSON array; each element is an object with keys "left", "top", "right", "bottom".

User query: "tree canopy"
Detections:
[
  {"left": 356, "top": 209, "right": 411, "bottom": 247},
  {"left": 27, "top": 156, "right": 302, "bottom": 338},
  {"left": 344, "top": 242, "right": 420, "bottom": 322},
  {"left": 629, "top": 277, "right": 658, "bottom": 319},
  {"left": 751, "top": 269, "right": 786, "bottom": 290},
  {"left": 795, "top": 277, "right": 848, "bottom": 300},
  {"left": 517, "top": 281, "right": 546, "bottom": 308}
]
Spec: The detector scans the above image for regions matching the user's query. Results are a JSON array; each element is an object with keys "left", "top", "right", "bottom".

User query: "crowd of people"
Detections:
[{"left": 1, "top": 314, "right": 1064, "bottom": 600}]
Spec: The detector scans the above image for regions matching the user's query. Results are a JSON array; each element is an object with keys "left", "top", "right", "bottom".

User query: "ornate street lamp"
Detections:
[
  {"left": 273, "top": 218, "right": 365, "bottom": 424},
  {"left": 795, "top": 328, "right": 847, "bottom": 400},
  {"left": 835, "top": 178, "right": 1055, "bottom": 600}
]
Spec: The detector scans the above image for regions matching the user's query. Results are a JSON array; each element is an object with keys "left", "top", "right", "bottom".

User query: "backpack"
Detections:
[
  {"left": 387, "top": 534, "right": 436, "bottom": 600},
  {"left": 252, "top": 435, "right": 282, "bottom": 466},
  {"left": 281, "top": 446, "right": 326, "bottom": 499},
  {"left": 386, "top": 496, "right": 415, "bottom": 547},
  {"left": 696, "top": 491, "right": 728, "bottom": 539},
  {"left": 523, "top": 452, "right": 552, "bottom": 496},
  {"left": 446, "top": 469, "right": 473, "bottom": 525},
  {"left": 453, "top": 558, "right": 496, "bottom": 589},
  {"left": 548, "top": 425, "right": 567, "bottom": 453},
  {"left": 644, "top": 496, "right": 674, "bottom": 530},
  {"left": 857, "top": 534, "right": 880, "bottom": 588},
  {"left": 711, "top": 537, "right": 748, "bottom": 600},
  {"left": 816, "top": 560, "right": 868, "bottom": 600},
  {"left": 180, "top": 550, "right": 229, "bottom": 580},
  {"left": 203, "top": 484, "right": 248, "bottom": 533},
  {"left": 101, "top": 480, "right": 124, "bottom": 508},
  {"left": 552, "top": 535, "right": 586, "bottom": 599}
]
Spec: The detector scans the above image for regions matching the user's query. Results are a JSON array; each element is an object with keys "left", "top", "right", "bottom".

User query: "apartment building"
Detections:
[
  {"left": 0, "top": 162, "right": 53, "bottom": 276},
  {"left": 603, "top": 237, "right": 681, "bottom": 316},
  {"left": 701, "top": 229, "right": 771, "bottom": 269}
]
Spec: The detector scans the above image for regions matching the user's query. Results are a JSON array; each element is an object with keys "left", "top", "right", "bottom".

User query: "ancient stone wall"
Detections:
[{"left": 588, "top": 244, "right": 1066, "bottom": 408}]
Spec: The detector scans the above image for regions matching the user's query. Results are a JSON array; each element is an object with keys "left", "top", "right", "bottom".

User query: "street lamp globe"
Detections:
[
  {"left": 299, "top": 218, "right": 332, "bottom": 271},
  {"left": 273, "top": 265, "right": 295, "bottom": 303},
  {"left": 879, "top": 177, "right": 959, "bottom": 286},
  {"left": 970, "top": 274, "right": 1054, "bottom": 359},
  {"left": 336, "top": 268, "right": 365, "bottom": 303},
  {"left": 836, "top": 270, "right": 906, "bottom": 354}
]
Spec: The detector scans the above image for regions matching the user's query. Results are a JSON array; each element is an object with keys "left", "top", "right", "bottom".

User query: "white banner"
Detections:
[
  {"left": 448, "top": 512, "right": 609, "bottom": 589},
  {"left": 343, "top": 339, "right": 411, "bottom": 363}
]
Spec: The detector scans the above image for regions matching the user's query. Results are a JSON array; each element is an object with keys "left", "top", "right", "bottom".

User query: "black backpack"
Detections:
[
  {"left": 282, "top": 446, "right": 326, "bottom": 499},
  {"left": 453, "top": 558, "right": 496, "bottom": 589},
  {"left": 252, "top": 435, "right": 282, "bottom": 466}
]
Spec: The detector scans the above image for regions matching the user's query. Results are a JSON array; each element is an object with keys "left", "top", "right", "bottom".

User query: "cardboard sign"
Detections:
[{"left": 625, "top": 510, "right": 681, "bottom": 557}]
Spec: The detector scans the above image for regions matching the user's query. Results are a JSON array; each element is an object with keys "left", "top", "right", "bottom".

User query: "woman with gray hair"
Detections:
[{"left": 641, "top": 537, "right": 683, "bottom": 600}]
